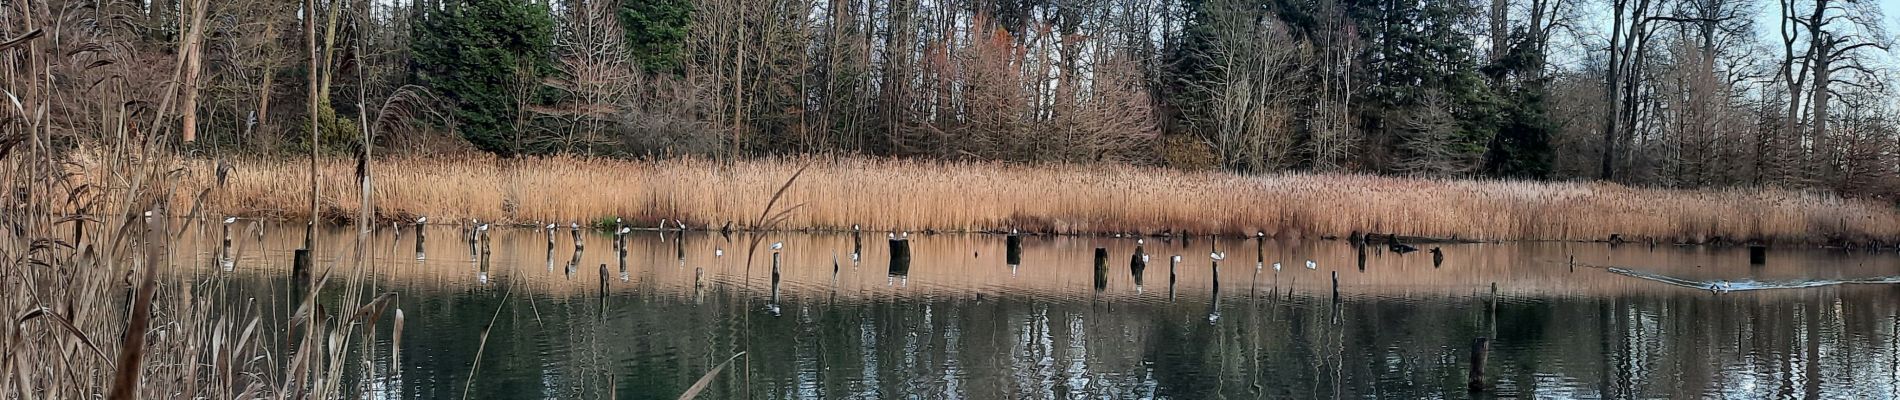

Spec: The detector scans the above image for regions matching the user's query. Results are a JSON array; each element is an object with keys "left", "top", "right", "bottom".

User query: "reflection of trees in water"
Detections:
[{"left": 305, "top": 284, "right": 1895, "bottom": 398}]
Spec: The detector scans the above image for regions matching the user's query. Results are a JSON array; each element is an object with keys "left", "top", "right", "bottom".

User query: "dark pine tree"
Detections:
[
  {"left": 1482, "top": 29, "right": 1555, "bottom": 179},
  {"left": 618, "top": 0, "right": 694, "bottom": 73},
  {"left": 411, "top": 0, "right": 555, "bottom": 156}
]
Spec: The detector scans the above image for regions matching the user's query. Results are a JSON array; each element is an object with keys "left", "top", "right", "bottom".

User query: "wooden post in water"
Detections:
[
  {"left": 292, "top": 249, "right": 311, "bottom": 281},
  {"left": 598, "top": 263, "right": 609, "bottom": 294},
  {"left": 771, "top": 252, "right": 782, "bottom": 287},
  {"left": 1331, "top": 271, "right": 1340, "bottom": 303},
  {"left": 1468, "top": 337, "right": 1491, "bottom": 392},
  {"left": 1210, "top": 258, "right": 1220, "bottom": 291},
  {"left": 888, "top": 235, "right": 911, "bottom": 277},
  {"left": 1254, "top": 234, "right": 1265, "bottom": 267},
  {"left": 571, "top": 225, "right": 584, "bottom": 251},
  {"left": 566, "top": 247, "right": 583, "bottom": 277},
  {"left": 1093, "top": 247, "right": 1109, "bottom": 292},
  {"left": 414, "top": 224, "right": 427, "bottom": 260},
  {"left": 477, "top": 247, "right": 491, "bottom": 284},
  {"left": 852, "top": 225, "right": 863, "bottom": 259},
  {"left": 1130, "top": 242, "right": 1147, "bottom": 273},
  {"left": 1130, "top": 248, "right": 1146, "bottom": 288},
  {"left": 220, "top": 222, "right": 234, "bottom": 267},
  {"left": 1748, "top": 245, "right": 1767, "bottom": 265},
  {"left": 1168, "top": 255, "right": 1179, "bottom": 300},
  {"left": 479, "top": 228, "right": 492, "bottom": 260},
  {"left": 1209, "top": 258, "right": 1221, "bottom": 323},
  {"left": 1005, "top": 233, "right": 1023, "bottom": 266},
  {"left": 1356, "top": 242, "right": 1367, "bottom": 271}
]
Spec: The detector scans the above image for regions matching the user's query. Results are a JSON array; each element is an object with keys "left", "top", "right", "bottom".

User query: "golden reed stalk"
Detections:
[{"left": 77, "top": 151, "right": 1900, "bottom": 245}]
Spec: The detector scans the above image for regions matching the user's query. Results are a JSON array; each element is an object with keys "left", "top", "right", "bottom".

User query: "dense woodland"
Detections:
[{"left": 3, "top": 0, "right": 1899, "bottom": 198}]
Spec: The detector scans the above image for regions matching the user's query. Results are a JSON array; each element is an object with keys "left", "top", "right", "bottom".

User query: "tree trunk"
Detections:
[
  {"left": 1809, "top": 34, "right": 1832, "bottom": 181},
  {"left": 1489, "top": 0, "right": 1508, "bottom": 61},
  {"left": 1599, "top": 0, "right": 1625, "bottom": 180},
  {"left": 178, "top": 0, "right": 208, "bottom": 143}
]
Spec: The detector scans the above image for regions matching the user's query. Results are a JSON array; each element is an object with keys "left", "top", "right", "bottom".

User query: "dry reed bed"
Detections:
[{"left": 89, "top": 153, "right": 1900, "bottom": 244}]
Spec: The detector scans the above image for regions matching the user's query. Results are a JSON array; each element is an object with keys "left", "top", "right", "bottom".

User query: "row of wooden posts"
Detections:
[{"left": 282, "top": 222, "right": 1779, "bottom": 392}]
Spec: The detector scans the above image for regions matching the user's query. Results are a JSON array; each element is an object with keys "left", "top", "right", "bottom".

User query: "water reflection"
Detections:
[{"left": 175, "top": 226, "right": 1900, "bottom": 399}]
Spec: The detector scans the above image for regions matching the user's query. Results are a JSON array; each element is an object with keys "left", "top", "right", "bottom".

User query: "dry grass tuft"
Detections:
[{"left": 80, "top": 151, "right": 1900, "bottom": 245}]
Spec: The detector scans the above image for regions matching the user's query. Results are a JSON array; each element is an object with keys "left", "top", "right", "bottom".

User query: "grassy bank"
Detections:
[{"left": 91, "top": 152, "right": 1900, "bottom": 245}]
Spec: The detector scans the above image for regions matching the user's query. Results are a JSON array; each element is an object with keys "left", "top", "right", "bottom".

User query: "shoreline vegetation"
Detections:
[{"left": 86, "top": 151, "right": 1900, "bottom": 246}]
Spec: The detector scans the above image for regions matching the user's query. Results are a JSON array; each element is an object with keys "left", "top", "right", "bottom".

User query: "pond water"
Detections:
[{"left": 179, "top": 224, "right": 1900, "bottom": 399}]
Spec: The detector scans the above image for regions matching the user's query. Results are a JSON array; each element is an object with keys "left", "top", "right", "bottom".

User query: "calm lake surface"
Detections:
[{"left": 178, "top": 225, "right": 1900, "bottom": 399}]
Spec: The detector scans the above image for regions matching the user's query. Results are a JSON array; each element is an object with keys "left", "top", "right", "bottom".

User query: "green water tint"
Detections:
[{"left": 184, "top": 226, "right": 1900, "bottom": 399}]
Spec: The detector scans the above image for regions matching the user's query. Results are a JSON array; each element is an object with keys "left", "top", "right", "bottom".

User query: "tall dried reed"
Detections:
[
  {"left": 4, "top": 141, "right": 402, "bottom": 397},
  {"left": 102, "top": 152, "right": 1900, "bottom": 245}
]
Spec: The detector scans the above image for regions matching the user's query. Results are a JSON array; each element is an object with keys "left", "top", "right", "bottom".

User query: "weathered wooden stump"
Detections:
[
  {"left": 598, "top": 263, "right": 609, "bottom": 293},
  {"left": 853, "top": 229, "right": 864, "bottom": 258},
  {"left": 1093, "top": 247, "right": 1109, "bottom": 292},
  {"left": 1169, "top": 256, "right": 1179, "bottom": 286},
  {"left": 1130, "top": 244, "right": 1146, "bottom": 273},
  {"left": 1356, "top": 242, "right": 1367, "bottom": 271},
  {"left": 1748, "top": 245, "right": 1767, "bottom": 265},
  {"left": 1331, "top": 270, "right": 1340, "bottom": 302},
  {"left": 771, "top": 252, "right": 782, "bottom": 287},
  {"left": 292, "top": 249, "right": 311, "bottom": 281},
  {"left": 1005, "top": 234, "right": 1023, "bottom": 265},
  {"left": 674, "top": 231, "right": 686, "bottom": 261},
  {"left": 1130, "top": 245, "right": 1146, "bottom": 287},
  {"left": 888, "top": 237, "right": 911, "bottom": 277}
]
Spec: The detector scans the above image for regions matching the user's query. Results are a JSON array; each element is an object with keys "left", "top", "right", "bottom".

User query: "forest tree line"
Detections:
[{"left": 3, "top": 0, "right": 1899, "bottom": 199}]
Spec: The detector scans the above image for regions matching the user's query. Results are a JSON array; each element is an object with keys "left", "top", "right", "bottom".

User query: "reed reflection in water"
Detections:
[{"left": 180, "top": 226, "right": 1900, "bottom": 399}]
